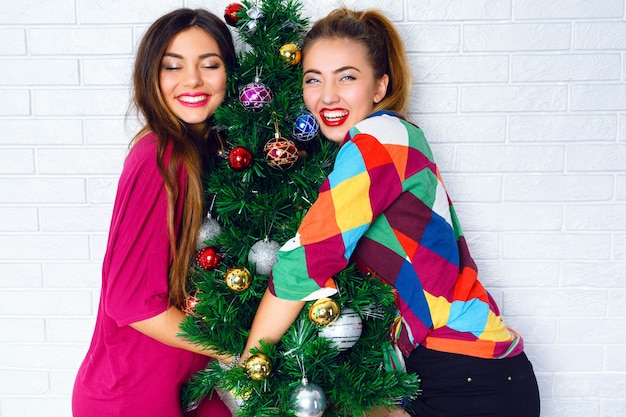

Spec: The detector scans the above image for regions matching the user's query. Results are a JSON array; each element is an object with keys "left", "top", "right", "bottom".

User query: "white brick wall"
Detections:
[{"left": 0, "top": 0, "right": 624, "bottom": 415}]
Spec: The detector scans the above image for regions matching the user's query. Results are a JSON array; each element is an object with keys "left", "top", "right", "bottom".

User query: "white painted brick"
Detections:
[
  {"left": 512, "top": 54, "right": 621, "bottom": 82},
  {"left": 544, "top": 400, "right": 600, "bottom": 417},
  {"left": 37, "top": 148, "right": 125, "bottom": 175},
  {"left": 41, "top": 206, "right": 113, "bottom": 232},
  {"left": 30, "top": 28, "right": 133, "bottom": 55},
  {"left": 455, "top": 145, "right": 565, "bottom": 172},
  {"left": 615, "top": 234, "right": 626, "bottom": 261},
  {"left": 0, "top": 149, "right": 35, "bottom": 174},
  {"left": 461, "top": 85, "right": 568, "bottom": 112},
  {"left": 464, "top": 23, "right": 571, "bottom": 51},
  {"left": 0, "top": 178, "right": 85, "bottom": 204},
  {"left": 0, "top": 290, "right": 93, "bottom": 316},
  {"left": 478, "top": 260, "right": 560, "bottom": 287},
  {"left": 414, "top": 55, "right": 508, "bottom": 83},
  {"left": 509, "top": 115, "right": 618, "bottom": 142},
  {"left": 77, "top": 0, "right": 183, "bottom": 24},
  {"left": 554, "top": 373, "right": 626, "bottom": 398},
  {"left": 0, "top": 263, "right": 41, "bottom": 287},
  {"left": 408, "top": 85, "right": 458, "bottom": 113},
  {"left": 605, "top": 346, "right": 626, "bottom": 371},
  {"left": 608, "top": 290, "right": 626, "bottom": 316},
  {"left": 407, "top": 0, "right": 511, "bottom": 21},
  {"left": 0, "top": 370, "right": 48, "bottom": 395},
  {"left": 0, "top": 235, "right": 90, "bottom": 261},
  {"left": 417, "top": 116, "right": 506, "bottom": 143},
  {"left": 82, "top": 58, "right": 133, "bottom": 86},
  {"left": 429, "top": 144, "right": 456, "bottom": 172},
  {"left": 0, "top": 59, "right": 79, "bottom": 86},
  {"left": 3, "top": 398, "right": 72, "bottom": 417},
  {"left": 34, "top": 88, "right": 129, "bottom": 116},
  {"left": 456, "top": 203, "right": 563, "bottom": 231},
  {"left": 47, "top": 318, "right": 96, "bottom": 343},
  {"left": 503, "top": 288, "right": 607, "bottom": 317},
  {"left": 0, "top": 319, "right": 45, "bottom": 342},
  {"left": 514, "top": 0, "right": 624, "bottom": 19},
  {"left": 84, "top": 118, "right": 135, "bottom": 145},
  {"left": 463, "top": 232, "right": 500, "bottom": 260},
  {"left": 90, "top": 233, "right": 109, "bottom": 262},
  {"left": 400, "top": 24, "right": 460, "bottom": 53},
  {"left": 443, "top": 174, "right": 503, "bottom": 202},
  {"left": 559, "top": 319, "right": 626, "bottom": 344},
  {"left": 562, "top": 262, "right": 625, "bottom": 288},
  {"left": 617, "top": 175, "right": 626, "bottom": 201},
  {"left": 0, "top": 89, "right": 30, "bottom": 115},
  {"left": 503, "top": 316, "right": 557, "bottom": 344},
  {"left": 574, "top": 22, "right": 626, "bottom": 50},
  {"left": 531, "top": 345, "right": 604, "bottom": 371},
  {"left": 303, "top": 0, "right": 404, "bottom": 21},
  {"left": 504, "top": 174, "right": 614, "bottom": 202},
  {"left": 44, "top": 262, "right": 101, "bottom": 288},
  {"left": 571, "top": 84, "right": 626, "bottom": 111},
  {"left": 50, "top": 370, "right": 79, "bottom": 396},
  {"left": 0, "top": 119, "right": 83, "bottom": 145},
  {"left": 0, "top": 29, "right": 26, "bottom": 55},
  {"left": 565, "top": 204, "right": 626, "bottom": 231},
  {"left": 0, "top": 344, "right": 90, "bottom": 370},
  {"left": 502, "top": 233, "right": 611, "bottom": 260},
  {"left": 621, "top": 115, "right": 626, "bottom": 142},
  {"left": 567, "top": 145, "right": 626, "bottom": 172},
  {"left": 603, "top": 400, "right": 626, "bottom": 417},
  {"left": 87, "top": 177, "right": 118, "bottom": 204},
  {"left": 0, "top": 0, "right": 75, "bottom": 24},
  {"left": 0, "top": 207, "right": 38, "bottom": 232}
]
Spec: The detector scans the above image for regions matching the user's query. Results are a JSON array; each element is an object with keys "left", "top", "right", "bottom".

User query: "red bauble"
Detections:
[
  {"left": 224, "top": 3, "right": 244, "bottom": 26},
  {"left": 228, "top": 146, "right": 253, "bottom": 171},
  {"left": 264, "top": 137, "right": 299, "bottom": 170},
  {"left": 196, "top": 246, "right": 221, "bottom": 270}
]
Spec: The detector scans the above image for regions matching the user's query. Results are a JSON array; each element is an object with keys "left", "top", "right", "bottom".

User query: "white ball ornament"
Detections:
[
  {"left": 196, "top": 214, "right": 222, "bottom": 250},
  {"left": 318, "top": 307, "right": 363, "bottom": 351},
  {"left": 290, "top": 379, "right": 326, "bottom": 417},
  {"left": 247, "top": 238, "right": 280, "bottom": 275}
]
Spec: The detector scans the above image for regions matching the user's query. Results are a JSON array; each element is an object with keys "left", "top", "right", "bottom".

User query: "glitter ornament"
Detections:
[
  {"left": 292, "top": 111, "right": 319, "bottom": 142},
  {"left": 224, "top": 3, "right": 244, "bottom": 26},
  {"left": 196, "top": 213, "right": 222, "bottom": 250},
  {"left": 248, "top": 238, "right": 280, "bottom": 276},
  {"left": 308, "top": 297, "right": 340, "bottom": 326},
  {"left": 279, "top": 43, "right": 301, "bottom": 66},
  {"left": 318, "top": 307, "right": 363, "bottom": 351},
  {"left": 183, "top": 292, "right": 200, "bottom": 316},
  {"left": 290, "top": 379, "right": 326, "bottom": 417},
  {"left": 225, "top": 266, "right": 252, "bottom": 292},
  {"left": 196, "top": 246, "right": 221, "bottom": 270},
  {"left": 264, "top": 137, "right": 299, "bottom": 170},
  {"left": 239, "top": 81, "right": 272, "bottom": 111},
  {"left": 245, "top": 353, "right": 271, "bottom": 381},
  {"left": 227, "top": 146, "right": 253, "bottom": 171}
]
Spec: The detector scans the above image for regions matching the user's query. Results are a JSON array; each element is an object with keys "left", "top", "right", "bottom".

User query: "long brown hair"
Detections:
[
  {"left": 132, "top": 8, "right": 236, "bottom": 308},
  {"left": 302, "top": 7, "right": 412, "bottom": 116}
]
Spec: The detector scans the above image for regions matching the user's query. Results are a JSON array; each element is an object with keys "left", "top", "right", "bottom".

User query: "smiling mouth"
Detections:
[
  {"left": 178, "top": 94, "right": 209, "bottom": 106},
  {"left": 320, "top": 110, "right": 348, "bottom": 126}
]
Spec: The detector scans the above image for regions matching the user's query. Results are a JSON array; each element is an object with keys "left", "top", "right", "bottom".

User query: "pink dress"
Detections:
[{"left": 72, "top": 133, "right": 230, "bottom": 417}]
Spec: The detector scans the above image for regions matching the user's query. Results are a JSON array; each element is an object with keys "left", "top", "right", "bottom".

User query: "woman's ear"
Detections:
[{"left": 373, "top": 74, "right": 390, "bottom": 104}]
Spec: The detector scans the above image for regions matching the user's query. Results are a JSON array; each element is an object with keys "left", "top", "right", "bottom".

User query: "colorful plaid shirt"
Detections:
[{"left": 269, "top": 112, "right": 523, "bottom": 359}]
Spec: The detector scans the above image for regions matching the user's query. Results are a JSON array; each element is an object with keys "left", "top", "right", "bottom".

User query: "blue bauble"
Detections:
[{"left": 292, "top": 111, "right": 319, "bottom": 141}]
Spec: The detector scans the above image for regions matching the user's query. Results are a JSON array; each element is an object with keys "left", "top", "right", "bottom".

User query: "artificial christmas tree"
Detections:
[{"left": 180, "top": 1, "right": 420, "bottom": 415}]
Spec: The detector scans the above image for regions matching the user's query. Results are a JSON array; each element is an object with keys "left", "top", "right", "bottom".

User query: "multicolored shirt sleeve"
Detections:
[{"left": 269, "top": 112, "right": 523, "bottom": 359}]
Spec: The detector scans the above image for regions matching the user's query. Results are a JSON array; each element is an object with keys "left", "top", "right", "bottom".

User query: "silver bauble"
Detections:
[
  {"left": 247, "top": 238, "right": 280, "bottom": 275},
  {"left": 318, "top": 307, "right": 363, "bottom": 351},
  {"left": 196, "top": 215, "right": 222, "bottom": 250},
  {"left": 215, "top": 387, "right": 244, "bottom": 413},
  {"left": 290, "top": 380, "right": 326, "bottom": 417}
]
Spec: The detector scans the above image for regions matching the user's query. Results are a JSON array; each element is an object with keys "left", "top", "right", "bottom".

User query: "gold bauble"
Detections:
[
  {"left": 308, "top": 297, "right": 340, "bottom": 326},
  {"left": 225, "top": 266, "right": 251, "bottom": 292},
  {"left": 279, "top": 43, "right": 301, "bottom": 65},
  {"left": 245, "top": 353, "right": 271, "bottom": 381}
]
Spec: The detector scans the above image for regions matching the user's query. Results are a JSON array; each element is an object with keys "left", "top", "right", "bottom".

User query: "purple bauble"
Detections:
[{"left": 239, "top": 81, "right": 272, "bottom": 111}]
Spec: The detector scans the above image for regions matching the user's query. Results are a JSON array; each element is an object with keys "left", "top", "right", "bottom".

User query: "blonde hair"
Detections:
[{"left": 302, "top": 7, "right": 412, "bottom": 115}]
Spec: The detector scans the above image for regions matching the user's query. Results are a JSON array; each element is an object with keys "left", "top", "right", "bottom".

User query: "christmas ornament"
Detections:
[
  {"left": 224, "top": 3, "right": 244, "bottom": 26},
  {"left": 196, "top": 246, "right": 221, "bottom": 270},
  {"left": 245, "top": 5, "right": 264, "bottom": 34},
  {"left": 279, "top": 43, "right": 301, "bottom": 66},
  {"left": 318, "top": 307, "right": 363, "bottom": 351},
  {"left": 265, "top": 118, "right": 299, "bottom": 170},
  {"left": 183, "top": 292, "right": 200, "bottom": 316},
  {"left": 225, "top": 266, "right": 252, "bottom": 292},
  {"left": 239, "top": 80, "right": 272, "bottom": 111},
  {"left": 290, "top": 378, "right": 326, "bottom": 417},
  {"left": 245, "top": 353, "right": 271, "bottom": 381},
  {"left": 196, "top": 213, "right": 222, "bottom": 250},
  {"left": 292, "top": 111, "right": 319, "bottom": 142},
  {"left": 248, "top": 238, "right": 280, "bottom": 276},
  {"left": 227, "top": 146, "right": 253, "bottom": 171},
  {"left": 308, "top": 297, "right": 340, "bottom": 326},
  {"left": 215, "top": 387, "right": 245, "bottom": 413}
]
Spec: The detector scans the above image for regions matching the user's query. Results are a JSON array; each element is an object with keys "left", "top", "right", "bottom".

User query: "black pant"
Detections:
[{"left": 404, "top": 346, "right": 540, "bottom": 417}]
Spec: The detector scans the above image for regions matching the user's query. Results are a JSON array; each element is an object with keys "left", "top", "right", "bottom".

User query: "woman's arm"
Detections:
[
  {"left": 241, "top": 288, "right": 305, "bottom": 360},
  {"left": 130, "top": 305, "right": 231, "bottom": 361}
]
